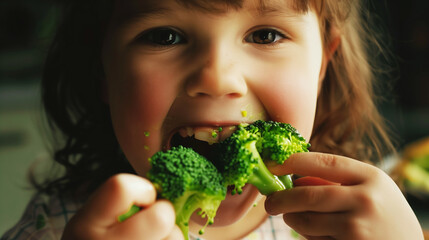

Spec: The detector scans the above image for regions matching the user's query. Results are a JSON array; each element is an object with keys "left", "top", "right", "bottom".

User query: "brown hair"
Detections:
[
  {"left": 35, "top": 0, "right": 134, "bottom": 199},
  {"left": 310, "top": 0, "right": 396, "bottom": 162},
  {"left": 36, "top": 0, "right": 394, "bottom": 199}
]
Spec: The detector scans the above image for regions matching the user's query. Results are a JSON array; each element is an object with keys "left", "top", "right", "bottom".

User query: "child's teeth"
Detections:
[
  {"left": 177, "top": 125, "right": 238, "bottom": 144},
  {"left": 178, "top": 127, "right": 195, "bottom": 138},
  {"left": 179, "top": 128, "right": 189, "bottom": 138},
  {"left": 194, "top": 130, "right": 219, "bottom": 144},
  {"left": 186, "top": 127, "right": 193, "bottom": 137},
  {"left": 219, "top": 126, "right": 237, "bottom": 141}
]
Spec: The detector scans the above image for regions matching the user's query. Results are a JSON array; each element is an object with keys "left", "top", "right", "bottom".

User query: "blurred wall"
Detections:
[
  {"left": 0, "top": 0, "right": 60, "bottom": 234},
  {"left": 378, "top": 0, "right": 429, "bottom": 145}
]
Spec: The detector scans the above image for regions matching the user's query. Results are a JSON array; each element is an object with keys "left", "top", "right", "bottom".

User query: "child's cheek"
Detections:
[
  {"left": 249, "top": 52, "right": 322, "bottom": 141},
  {"left": 108, "top": 60, "right": 178, "bottom": 175},
  {"left": 252, "top": 73, "right": 319, "bottom": 141},
  {"left": 270, "top": 89, "right": 318, "bottom": 141}
]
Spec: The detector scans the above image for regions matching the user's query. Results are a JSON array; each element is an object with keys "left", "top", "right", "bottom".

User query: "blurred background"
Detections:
[{"left": 0, "top": 0, "right": 428, "bottom": 236}]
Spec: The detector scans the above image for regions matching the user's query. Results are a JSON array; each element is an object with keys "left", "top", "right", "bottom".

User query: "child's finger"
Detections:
[
  {"left": 283, "top": 211, "right": 350, "bottom": 239},
  {"left": 110, "top": 200, "right": 177, "bottom": 240},
  {"left": 293, "top": 176, "right": 340, "bottom": 187},
  {"left": 265, "top": 185, "right": 356, "bottom": 215},
  {"left": 80, "top": 173, "right": 157, "bottom": 228},
  {"left": 163, "top": 224, "right": 185, "bottom": 240},
  {"left": 269, "top": 152, "right": 376, "bottom": 185}
]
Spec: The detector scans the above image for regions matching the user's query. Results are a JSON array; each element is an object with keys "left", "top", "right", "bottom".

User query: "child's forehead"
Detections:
[{"left": 112, "top": 0, "right": 314, "bottom": 24}]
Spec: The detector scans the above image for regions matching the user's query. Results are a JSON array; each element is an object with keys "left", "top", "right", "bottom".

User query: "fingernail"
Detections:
[{"left": 264, "top": 194, "right": 277, "bottom": 215}]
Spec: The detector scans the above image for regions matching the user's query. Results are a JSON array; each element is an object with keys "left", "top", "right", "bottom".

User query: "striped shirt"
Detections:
[{"left": 1, "top": 194, "right": 301, "bottom": 240}]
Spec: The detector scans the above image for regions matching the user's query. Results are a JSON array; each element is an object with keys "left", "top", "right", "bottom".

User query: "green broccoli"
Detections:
[
  {"left": 214, "top": 120, "right": 310, "bottom": 195},
  {"left": 147, "top": 146, "right": 226, "bottom": 239},
  {"left": 118, "top": 120, "right": 308, "bottom": 237}
]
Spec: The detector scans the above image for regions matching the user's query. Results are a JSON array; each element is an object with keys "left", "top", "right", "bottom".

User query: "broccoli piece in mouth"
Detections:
[
  {"left": 214, "top": 120, "right": 310, "bottom": 195},
  {"left": 147, "top": 146, "right": 226, "bottom": 239}
]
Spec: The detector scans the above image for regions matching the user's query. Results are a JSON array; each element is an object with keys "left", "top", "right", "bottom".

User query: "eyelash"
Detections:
[
  {"left": 134, "top": 27, "right": 288, "bottom": 47},
  {"left": 134, "top": 27, "right": 187, "bottom": 47},
  {"left": 245, "top": 28, "right": 288, "bottom": 45}
]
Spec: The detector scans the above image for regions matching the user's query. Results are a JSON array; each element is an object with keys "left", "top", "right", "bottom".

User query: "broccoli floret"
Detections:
[
  {"left": 252, "top": 120, "right": 310, "bottom": 163},
  {"left": 147, "top": 146, "right": 226, "bottom": 239},
  {"left": 214, "top": 120, "right": 310, "bottom": 195}
]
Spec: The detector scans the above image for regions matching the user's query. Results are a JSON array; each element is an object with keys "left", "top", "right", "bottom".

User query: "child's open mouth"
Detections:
[
  {"left": 168, "top": 126, "right": 237, "bottom": 160},
  {"left": 167, "top": 125, "right": 250, "bottom": 195},
  {"left": 169, "top": 127, "right": 246, "bottom": 195}
]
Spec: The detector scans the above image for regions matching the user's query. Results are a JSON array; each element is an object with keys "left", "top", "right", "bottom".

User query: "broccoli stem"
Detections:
[
  {"left": 117, "top": 204, "right": 141, "bottom": 223},
  {"left": 174, "top": 192, "right": 221, "bottom": 239},
  {"left": 248, "top": 160, "right": 286, "bottom": 195},
  {"left": 278, "top": 174, "right": 294, "bottom": 190},
  {"left": 173, "top": 193, "right": 200, "bottom": 239},
  {"left": 247, "top": 143, "right": 287, "bottom": 195}
]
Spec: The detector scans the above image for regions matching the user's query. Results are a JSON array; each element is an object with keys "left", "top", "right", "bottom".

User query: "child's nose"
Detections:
[{"left": 185, "top": 46, "right": 248, "bottom": 98}]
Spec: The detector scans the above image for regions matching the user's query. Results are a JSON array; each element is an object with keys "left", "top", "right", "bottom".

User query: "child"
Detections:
[{"left": 2, "top": 0, "right": 425, "bottom": 239}]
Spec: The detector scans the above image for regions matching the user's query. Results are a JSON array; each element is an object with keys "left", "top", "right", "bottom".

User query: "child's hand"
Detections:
[
  {"left": 61, "top": 174, "right": 184, "bottom": 240},
  {"left": 265, "top": 152, "right": 424, "bottom": 240}
]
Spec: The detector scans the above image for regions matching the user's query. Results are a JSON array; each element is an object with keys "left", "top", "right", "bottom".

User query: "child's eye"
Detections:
[
  {"left": 135, "top": 27, "right": 186, "bottom": 46},
  {"left": 245, "top": 29, "right": 287, "bottom": 44}
]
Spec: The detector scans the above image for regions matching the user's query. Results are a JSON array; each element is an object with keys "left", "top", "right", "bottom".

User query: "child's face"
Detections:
[{"left": 103, "top": 0, "right": 326, "bottom": 226}]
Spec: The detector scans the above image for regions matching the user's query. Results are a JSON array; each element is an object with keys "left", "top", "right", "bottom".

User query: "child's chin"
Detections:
[{"left": 192, "top": 184, "right": 261, "bottom": 227}]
